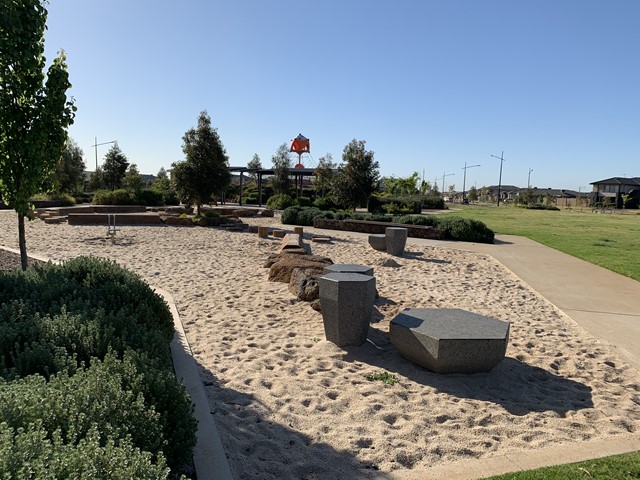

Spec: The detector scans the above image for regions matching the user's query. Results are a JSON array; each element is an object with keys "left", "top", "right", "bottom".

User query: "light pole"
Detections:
[
  {"left": 439, "top": 171, "right": 455, "bottom": 198},
  {"left": 462, "top": 162, "right": 481, "bottom": 202},
  {"left": 491, "top": 151, "right": 506, "bottom": 206},
  {"left": 528, "top": 168, "right": 533, "bottom": 189},
  {"left": 92, "top": 137, "right": 116, "bottom": 171}
]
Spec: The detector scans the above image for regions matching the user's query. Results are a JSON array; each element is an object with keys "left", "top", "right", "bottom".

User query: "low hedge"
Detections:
[
  {"left": 93, "top": 189, "right": 168, "bottom": 206},
  {"left": 368, "top": 194, "right": 445, "bottom": 214},
  {"left": 282, "top": 207, "right": 494, "bottom": 243},
  {"left": 0, "top": 257, "right": 196, "bottom": 474}
]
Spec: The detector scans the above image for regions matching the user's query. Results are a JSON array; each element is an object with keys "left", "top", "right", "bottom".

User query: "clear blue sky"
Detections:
[{"left": 43, "top": 0, "right": 639, "bottom": 192}]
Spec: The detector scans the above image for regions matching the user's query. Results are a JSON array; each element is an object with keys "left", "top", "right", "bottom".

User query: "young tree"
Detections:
[
  {"left": 247, "top": 153, "right": 262, "bottom": 181},
  {"left": 51, "top": 137, "right": 86, "bottom": 193},
  {"left": 123, "top": 163, "right": 143, "bottom": 193},
  {"left": 102, "top": 143, "right": 129, "bottom": 190},
  {"left": 382, "top": 172, "right": 420, "bottom": 196},
  {"left": 270, "top": 143, "right": 292, "bottom": 195},
  {"left": 333, "top": 139, "right": 379, "bottom": 210},
  {"left": 151, "top": 167, "right": 171, "bottom": 193},
  {"left": 172, "top": 110, "right": 230, "bottom": 214},
  {"left": 0, "top": 0, "right": 76, "bottom": 270},
  {"left": 89, "top": 168, "right": 106, "bottom": 191},
  {"left": 467, "top": 185, "right": 478, "bottom": 202},
  {"left": 314, "top": 153, "right": 336, "bottom": 197}
]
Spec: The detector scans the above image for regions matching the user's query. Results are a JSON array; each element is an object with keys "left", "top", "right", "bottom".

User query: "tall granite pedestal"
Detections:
[{"left": 318, "top": 273, "right": 376, "bottom": 347}]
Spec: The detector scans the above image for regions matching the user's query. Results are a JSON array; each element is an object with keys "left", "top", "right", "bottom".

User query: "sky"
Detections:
[{"left": 42, "top": 0, "right": 639, "bottom": 192}]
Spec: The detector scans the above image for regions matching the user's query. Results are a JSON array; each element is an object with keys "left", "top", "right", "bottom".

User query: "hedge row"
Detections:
[
  {"left": 92, "top": 189, "right": 179, "bottom": 206},
  {"left": 368, "top": 194, "right": 445, "bottom": 214},
  {"left": 281, "top": 207, "right": 494, "bottom": 243},
  {"left": 0, "top": 257, "right": 197, "bottom": 475}
]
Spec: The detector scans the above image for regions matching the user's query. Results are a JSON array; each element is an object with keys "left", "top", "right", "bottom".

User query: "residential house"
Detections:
[{"left": 590, "top": 177, "right": 640, "bottom": 209}]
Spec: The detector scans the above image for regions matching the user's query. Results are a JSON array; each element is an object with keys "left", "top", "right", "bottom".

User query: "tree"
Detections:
[
  {"left": 50, "top": 137, "right": 85, "bottom": 193},
  {"left": 89, "top": 168, "right": 106, "bottom": 191},
  {"left": 123, "top": 163, "right": 143, "bottom": 193},
  {"left": 102, "top": 143, "right": 129, "bottom": 190},
  {"left": 247, "top": 153, "right": 262, "bottom": 181},
  {"left": 270, "top": 143, "right": 292, "bottom": 195},
  {"left": 467, "top": 185, "right": 478, "bottom": 202},
  {"left": 0, "top": 0, "right": 76, "bottom": 270},
  {"left": 172, "top": 110, "right": 230, "bottom": 214},
  {"left": 382, "top": 172, "right": 420, "bottom": 196},
  {"left": 314, "top": 153, "right": 336, "bottom": 197},
  {"left": 151, "top": 167, "right": 171, "bottom": 193},
  {"left": 333, "top": 139, "right": 379, "bottom": 210}
]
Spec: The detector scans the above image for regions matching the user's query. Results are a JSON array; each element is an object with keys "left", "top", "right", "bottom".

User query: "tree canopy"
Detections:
[
  {"left": 247, "top": 153, "right": 262, "bottom": 181},
  {"left": 50, "top": 137, "right": 85, "bottom": 193},
  {"left": 172, "top": 110, "right": 230, "bottom": 214},
  {"left": 102, "top": 143, "right": 129, "bottom": 190},
  {"left": 270, "top": 143, "right": 292, "bottom": 195},
  {"left": 0, "top": 0, "right": 76, "bottom": 269},
  {"left": 333, "top": 139, "right": 379, "bottom": 210},
  {"left": 314, "top": 153, "right": 336, "bottom": 197}
]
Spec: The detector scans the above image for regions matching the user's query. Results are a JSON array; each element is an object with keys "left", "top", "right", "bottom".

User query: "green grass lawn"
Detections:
[
  {"left": 484, "top": 451, "right": 640, "bottom": 479},
  {"left": 441, "top": 206, "right": 640, "bottom": 281}
]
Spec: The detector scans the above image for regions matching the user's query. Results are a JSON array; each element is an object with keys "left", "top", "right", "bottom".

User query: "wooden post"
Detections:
[{"left": 258, "top": 226, "right": 269, "bottom": 238}]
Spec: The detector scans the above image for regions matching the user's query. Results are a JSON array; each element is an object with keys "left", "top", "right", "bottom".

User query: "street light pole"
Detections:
[
  {"left": 491, "top": 151, "right": 506, "bottom": 206},
  {"left": 462, "top": 162, "right": 481, "bottom": 202},
  {"left": 92, "top": 137, "right": 116, "bottom": 171},
  {"left": 439, "top": 171, "right": 455, "bottom": 197},
  {"left": 528, "top": 168, "right": 533, "bottom": 189}
]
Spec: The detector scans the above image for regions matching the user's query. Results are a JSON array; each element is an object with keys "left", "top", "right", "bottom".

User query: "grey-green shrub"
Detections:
[{"left": 266, "top": 193, "right": 295, "bottom": 210}]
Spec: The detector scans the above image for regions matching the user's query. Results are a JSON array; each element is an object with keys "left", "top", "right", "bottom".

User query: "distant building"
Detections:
[{"left": 590, "top": 177, "right": 640, "bottom": 209}]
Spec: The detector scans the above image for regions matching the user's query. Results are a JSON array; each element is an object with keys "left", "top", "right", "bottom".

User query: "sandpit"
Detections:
[{"left": 0, "top": 210, "right": 638, "bottom": 480}]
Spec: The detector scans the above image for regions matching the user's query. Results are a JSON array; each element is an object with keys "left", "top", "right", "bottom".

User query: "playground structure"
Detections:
[{"left": 289, "top": 134, "right": 315, "bottom": 197}]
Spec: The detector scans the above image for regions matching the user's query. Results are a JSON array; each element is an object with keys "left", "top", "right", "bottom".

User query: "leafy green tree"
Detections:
[
  {"left": 0, "top": 0, "right": 76, "bottom": 270},
  {"left": 247, "top": 153, "right": 262, "bottom": 181},
  {"left": 50, "top": 137, "right": 85, "bottom": 193},
  {"left": 102, "top": 143, "right": 129, "bottom": 190},
  {"left": 172, "top": 110, "right": 230, "bottom": 214},
  {"left": 270, "top": 143, "right": 292, "bottom": 195},
  {"left": 150, "top": 167, "right": 171, "bottom": 193},
  {"left": 333, "top": 139, "right": 379, "bottom": 210},
  {"left": 382, "top": 172, "right": 420, "bottom": 196},
  {"left": 89, "top": 167, "right": 106, "bottom": 191},
  {"left": 123, "top": 163, "right": 143, "bottom": 193},
  {"left": 314, "top": 153, "right": 336, "bottom": 197},
  {"left": 467, "top": 185, "right": 478, "bottom": 202}
]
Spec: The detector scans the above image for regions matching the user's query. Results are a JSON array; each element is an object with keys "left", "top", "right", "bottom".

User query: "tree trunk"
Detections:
[{"left": 18, "top": 213, "right": 28, "bottom": 271}]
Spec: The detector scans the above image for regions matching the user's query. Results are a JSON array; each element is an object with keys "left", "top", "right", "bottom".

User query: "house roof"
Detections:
[{"left": 590, "top": 177, "right": 640, "bottom": 186}]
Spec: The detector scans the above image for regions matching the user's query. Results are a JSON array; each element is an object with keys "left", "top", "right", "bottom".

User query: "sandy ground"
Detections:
[{"left": 1, "top": 210, "right": 639, "bottom": 480}]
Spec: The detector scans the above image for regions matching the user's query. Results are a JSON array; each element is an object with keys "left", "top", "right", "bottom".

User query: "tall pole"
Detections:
[
  {"left": 92, "top": 137, "right": 116, "bottom": 171},
  {"left": 462, "top": 162, "right": 481, "bottom": 202},
  {"left": 439, "top": 172, "right": 455, "bottom": 198},
  {"left": 491, "top": 151, "right": 506, "bottom": 206},
  {"left": 528, "top": 168, "right": 533, "bottom": 189}
]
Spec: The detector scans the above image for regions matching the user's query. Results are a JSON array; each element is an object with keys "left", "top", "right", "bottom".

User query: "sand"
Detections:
[{"left": 0, "top": 210, "right": 638, "bottom": 480}]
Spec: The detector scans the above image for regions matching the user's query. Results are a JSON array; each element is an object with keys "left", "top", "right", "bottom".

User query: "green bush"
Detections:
[
  {"left": 135, "top": 189, "right": 165, "bottom": 206},
  {"left": 92, "top": 189, "right": 135, "bottom": 205},
  {"left": 281, "top": 205, "right": 302, "bottom": 224},
  {"left": 0, "top": 257, "right": 197, "bottom": 471},
  {"left": 520, "top": 203, "right": 561, "bottom": 211},
  {"left": 202, "top": 209, "right": 220, "bottom": 218},
  {"left": 392, "top": 215, "right": 493, "bottom": 243},
  {"left": 266, "top": 194, "right": 295, "bottom": 210},
  {"left": 313, "top": 197, "right": 337, "bottom": 210},
  {"left": 296, "top": 196, "right": 313, "bottom": 207},
  {"left": 368, "top": 195, "right": 422, "bottom": 214}
]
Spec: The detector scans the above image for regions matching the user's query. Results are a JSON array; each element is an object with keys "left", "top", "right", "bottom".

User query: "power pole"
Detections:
[
  {"left": 462, "top": 162, "right": 481, "bottom": 202},
  {"left": 491, "top": 151, "right": 506, "bottom": 206},
  {"left": 92, "top": 137, "right": 116, "bottom": 171},
  {"left": 438, "top": 172, "right": 455, "bottom": 198},
  {"left": 528, "top": 168, "right": 534, "bottom": 189}
]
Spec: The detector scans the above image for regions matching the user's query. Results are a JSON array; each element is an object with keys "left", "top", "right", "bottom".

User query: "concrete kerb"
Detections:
[
  {"left": 155, "top": 287, "right": 234, "bottom": 480},
  {"left": 0, "top": 246, "right": 233, "bottom": 480}
]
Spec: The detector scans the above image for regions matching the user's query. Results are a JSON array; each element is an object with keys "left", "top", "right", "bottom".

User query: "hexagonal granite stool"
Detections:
[
  {"left": 318, "top": 273, "right": 376, "bottom": 347},
  {"left": 390, "top": 308, "right": 510, "bottom": 373},
  {"left": 324, "top": 264, "right": 374, "bottom": 277}
]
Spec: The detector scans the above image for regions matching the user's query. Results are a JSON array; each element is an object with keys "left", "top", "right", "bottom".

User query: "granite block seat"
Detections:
[
  {"left": 390, "top": 308, "right": 510, "bottom": 373},
  {"left": 385, "top": 227, "right": 408, "bottom": 256},
  {"left": 318, "top": 272, "right": 376, "bottom": 347},
  {"left": 368, "top": 234, "right": 387, "bottom": 251}
]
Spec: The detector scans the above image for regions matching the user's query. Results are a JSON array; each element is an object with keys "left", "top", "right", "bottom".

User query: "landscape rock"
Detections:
[
  {"left": 268, "top": 254, "right": 333, "bottom": 283},
  {"left": 258, "top": 209, "right": 275, "bottom": 217},
  {"left": 288, "top": 267, "right": 324, "bottom": 301}
]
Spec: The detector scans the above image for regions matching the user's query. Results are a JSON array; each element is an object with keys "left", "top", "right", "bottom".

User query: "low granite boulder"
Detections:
[
  {"left": 288, "top": 267, "right": 324, "bottom": 301},
  {"left": 390, "top": 308, "right": 510, "bottom": 374}
]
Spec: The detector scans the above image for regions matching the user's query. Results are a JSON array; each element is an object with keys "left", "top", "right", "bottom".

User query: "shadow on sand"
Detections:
[
  {"left": 198, "top": 362, "right": 394, "bottom": 480},
  {"left": 343, "top": 325, "right": 593, "bottom": 416}
]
